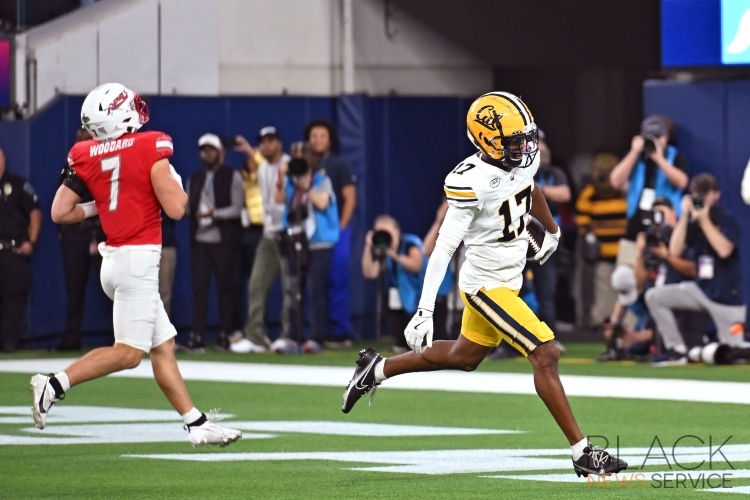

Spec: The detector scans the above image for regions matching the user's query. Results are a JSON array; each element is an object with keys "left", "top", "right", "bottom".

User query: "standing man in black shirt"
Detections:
[{"left": 0, "top": 147, "right": 42, "bottom": 352}]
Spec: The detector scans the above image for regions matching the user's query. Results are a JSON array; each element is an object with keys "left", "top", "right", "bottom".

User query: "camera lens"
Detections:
[
  {"left": 372, "top": 230, "right": 392, "bottom": 250},
  {"left": 642, "top": 137, "right": 656, "bottom": 156}
]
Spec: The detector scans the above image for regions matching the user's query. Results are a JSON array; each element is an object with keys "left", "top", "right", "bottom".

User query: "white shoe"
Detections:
[
  {"left": 186, "top": 409, "right": 242, "bottom": 447},
  {"left": 30, "top": 374, "right": 62, "bottom": 429},
  {"left": 230, "top": 338, "right": 267, "bottom": 354},
  {"left": 271, "top": 338, "right": 300, "bottom": 354}
]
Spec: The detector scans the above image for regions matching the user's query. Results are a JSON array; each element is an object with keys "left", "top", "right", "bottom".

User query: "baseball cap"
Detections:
[
  {"left": 640, "top": 115, "right": 668, "bottom": 138},
  {"left": 197, "top": 133, "right": 222, "bottom": 151},
  {"left": 610, "top": 265, "right": 638, "bottom": 306},
  {"left": 652, "top": 196, "right": 674, "bottom": 210},
  {"left": 258, "top": 126, "right": 281, "bottom": 141}
]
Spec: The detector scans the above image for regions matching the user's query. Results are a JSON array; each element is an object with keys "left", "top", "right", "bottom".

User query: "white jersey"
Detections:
[{"left": 443, "top": 152, "right": 540, "bottom": 293}]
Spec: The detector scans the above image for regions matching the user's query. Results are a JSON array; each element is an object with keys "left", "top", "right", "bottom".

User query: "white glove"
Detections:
[
  {"left": 169, "top": 163, "right": 183, "bottom": 187},
  {"left": 405, "top": 308, "right": 434, "bottom": 354},
  {"left": 533, "top": 228, "right": 561, "bottom": 265}
]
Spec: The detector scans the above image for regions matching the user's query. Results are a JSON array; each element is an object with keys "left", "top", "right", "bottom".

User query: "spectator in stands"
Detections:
[
  {"left": 645, "top": 173, "right": 748, "bottom": 366},
  {"left": 304, "top": 120, "right": 357, "bottom": 348},
  {"left": 56, "top": 128, "right": 107, "bottom": 351},
  {"left": 275, "top": 146, "right": 338, "bottom": 353},
  {"left": 0, "top": 147, "right": 41, "bottom": 352},
  {"left": 230, "top": 133, "right": 265, "bottom": 341},
  {"left": 525, "top": 128, "right": 570, "bottom": 335},
  {"left": 159, "top": 213, "right": 177, "bottom": 320},
  {"left": 363, "top": 214, "right": 448, "bottom": 353},
  {"left": 610, "top": 115, "right": 688, "bottom": 240},
  {"left": 575, "top": 152, "right": 628, "bottom": 330},
  {"left": 240, "top": 127, "right": 292, "bottom": 353},
  {"left": 178, "top": 133, "right": 243, "bottom": 353}
]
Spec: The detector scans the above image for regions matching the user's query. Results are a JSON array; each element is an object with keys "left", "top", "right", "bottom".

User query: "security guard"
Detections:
[{"left": 0, "top": 147, "right": 42, "bottom": 352}]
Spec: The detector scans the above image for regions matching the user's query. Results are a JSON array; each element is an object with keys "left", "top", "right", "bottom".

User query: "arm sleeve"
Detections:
[{"left": 417, "top": 204, "right": 473, "bottom": 311}]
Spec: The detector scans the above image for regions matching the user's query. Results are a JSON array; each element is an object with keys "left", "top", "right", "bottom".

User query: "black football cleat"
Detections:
[
  {"left": 573, "top": 444, "right": 628, "bottom": 477},
  {"left": 342, "top": 348, "right": 383, "bottom": 414}
]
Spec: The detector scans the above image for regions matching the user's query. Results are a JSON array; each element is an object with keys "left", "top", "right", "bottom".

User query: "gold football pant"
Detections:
[{"left": 460, "top": 287, "right": 555, "bottom": 357}]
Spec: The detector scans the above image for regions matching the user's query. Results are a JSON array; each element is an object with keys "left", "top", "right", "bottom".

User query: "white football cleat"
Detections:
[
  {"left": 229, "top": 338, "right": 267, "bottom": 354},
  {"left": 186, "top": 409, "right": 242, "bottom": 447},
  {"left": 30, "top": 374, "right": 62, "bottom": 429}
]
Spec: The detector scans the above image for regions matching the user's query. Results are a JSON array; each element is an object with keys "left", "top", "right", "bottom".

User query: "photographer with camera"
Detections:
[
  {"left": 598, "top": 197, "right": 694, "bottom": 361},
  {"left": 645, "top": 173, "right": 749, "bottom": 365},
  {"left": 610, "top": 115, "right": 688, "bottom": 239},
  {"left": 274, "top": 145, "right": 339, "bottom": 354},
  {"left": 362, "top": 215, "right": 448, "bottom": 353}
]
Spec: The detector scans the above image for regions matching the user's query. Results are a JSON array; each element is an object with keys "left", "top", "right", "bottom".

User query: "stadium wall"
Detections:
[{"left": 2, "top": 94, "right": 472, "bottom": 344}]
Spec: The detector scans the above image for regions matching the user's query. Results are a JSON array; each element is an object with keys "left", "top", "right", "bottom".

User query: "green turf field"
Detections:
[{"left": 1, "top": 342, "right": 749, "bottom": 499}]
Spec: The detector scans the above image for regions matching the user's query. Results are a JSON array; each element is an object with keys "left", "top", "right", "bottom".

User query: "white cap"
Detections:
[
  {"left": 610, "top": 265, "right": 638, "bottom": 306},
  {"left": 197, "top": 133, "right": 222, "bottom": 151}
]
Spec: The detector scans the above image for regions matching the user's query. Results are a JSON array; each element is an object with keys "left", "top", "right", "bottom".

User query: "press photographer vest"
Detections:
[{"left": 626, "top": 145, "right": 681, "bottom": 219}]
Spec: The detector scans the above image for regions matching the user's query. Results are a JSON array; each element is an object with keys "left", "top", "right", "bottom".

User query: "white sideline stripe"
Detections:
[{"left": 2, "top": 359, "right": 750, "bottom": 405}]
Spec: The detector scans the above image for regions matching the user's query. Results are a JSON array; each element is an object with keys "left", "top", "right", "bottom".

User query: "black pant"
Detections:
[
  {"left": 286, "top": 247, "right": 333, "bottom": 343},
  {"left": 60, "top": 230, "right": 103, "bottom": 349},
  {"left": 190, "top": 241, "right": 238, "bottom": 339},
  {"left": 231, "top": 225, "right": 263, "bottom": 331},
  {"left": 0, "top": 250, "right": 30, "bottom": 352}
]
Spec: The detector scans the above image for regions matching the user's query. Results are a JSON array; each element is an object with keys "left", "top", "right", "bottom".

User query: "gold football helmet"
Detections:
[{"left": 466, "top": 91, "right": 539, "bottom": 168}]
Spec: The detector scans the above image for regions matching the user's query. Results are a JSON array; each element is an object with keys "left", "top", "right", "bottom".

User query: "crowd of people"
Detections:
[
  {"left": 3, "top": 83, "right": 746, "bottom": 470},
  {"left": 1, "top": 89, "right": 749, "bottom": 370}
]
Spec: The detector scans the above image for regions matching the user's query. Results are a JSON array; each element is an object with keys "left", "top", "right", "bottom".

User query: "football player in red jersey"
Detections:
[{"left": 31, "top": 83, "right": 241, "bottom": 447}]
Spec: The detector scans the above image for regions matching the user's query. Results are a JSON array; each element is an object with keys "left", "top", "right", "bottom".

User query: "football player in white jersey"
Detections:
[{"left": 343, "top": 92, "right": 627, "bottom": 477}]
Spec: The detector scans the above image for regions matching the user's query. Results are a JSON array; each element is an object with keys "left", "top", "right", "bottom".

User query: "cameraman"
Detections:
[
  {"left": 275, "top": 147, "right": 339, "bottom": 354},
  {"left": 645, "top": 173, "right": 749, "bottom": 365},
  {"left": 362, "top": 215, "right": 447, "bottom": 352},
  {"left": 599, "top": 197, "right": 695, "bottom": 361},
  {"left": 610, "top": 115, "right": 688, "bottom": 238}
]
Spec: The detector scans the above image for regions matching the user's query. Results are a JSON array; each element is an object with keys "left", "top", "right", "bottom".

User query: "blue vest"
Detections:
[
  {"left": 626, "top": 145, "right": 682, "bottom": 219},
  {"left": 387, "top": 234, "right": 452, "bottom": 314},
  {"left": 282, "top": 172, "right": 339, "bottom": 245}
]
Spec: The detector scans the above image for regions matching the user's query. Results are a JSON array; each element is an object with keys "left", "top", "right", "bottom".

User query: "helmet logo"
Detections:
[
  {"left": 106, "top": 90, "right": 129, "bottom": 115},
  {"left": 473, "top": 105, "right": 505, "bottom": 132}
]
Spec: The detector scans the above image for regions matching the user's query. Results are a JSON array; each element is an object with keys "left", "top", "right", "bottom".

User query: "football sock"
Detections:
[
  {"left": 571, "top": 437, "right": 588, "bottom": 460},
  {"left": 374, "top": 359, "right": 387, "bottom": 383},
  {"left": 54, "top": 371, "right": 70, "bottom": 394},
  {"left": 182, "top": 407, "right": 204, "bottom": 426}
]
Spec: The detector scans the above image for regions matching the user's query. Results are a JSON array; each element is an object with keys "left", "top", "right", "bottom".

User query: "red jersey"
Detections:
[{"left": 68, "top": 131, "right": 174, "bottom": 246}]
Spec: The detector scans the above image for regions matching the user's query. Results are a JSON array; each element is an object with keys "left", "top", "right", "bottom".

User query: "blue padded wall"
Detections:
[
  {"left": 2, "top": 94, "right": 474, "bottom": 344},
  {"left": 644, "top": 79, "right": 750, "bottom": 325}
]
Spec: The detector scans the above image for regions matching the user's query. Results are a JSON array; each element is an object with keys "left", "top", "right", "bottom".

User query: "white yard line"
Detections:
[{"left": 2, "top": 358, "right": 750, "bottom": 405}]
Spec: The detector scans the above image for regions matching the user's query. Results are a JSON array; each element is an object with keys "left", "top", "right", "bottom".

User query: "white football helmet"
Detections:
[{"left": 80, "top": 83, "right": 149, "bottom": 141}]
